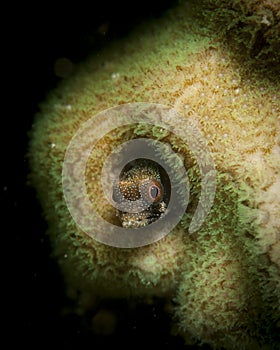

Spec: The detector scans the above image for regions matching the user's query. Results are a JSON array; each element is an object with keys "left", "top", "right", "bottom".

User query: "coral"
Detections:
[
  {"left": 201, "top": 0, "right": 280, "bottom": 68},
  {"left": 28, "top": 0, "right": 280, "bottom": 348}
]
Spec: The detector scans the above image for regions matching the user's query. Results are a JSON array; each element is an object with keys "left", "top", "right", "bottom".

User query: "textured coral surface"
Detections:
[
  {"left": 203, "top": 0, "right": 280, "bottom": 66},
  {"left": 29, "top": 1, "right": 280, "bottom": 349}
]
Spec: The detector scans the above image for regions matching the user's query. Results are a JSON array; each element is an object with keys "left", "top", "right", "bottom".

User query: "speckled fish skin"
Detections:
[{"left": 113, "top": 160, "right": 167, "bottom": 228}]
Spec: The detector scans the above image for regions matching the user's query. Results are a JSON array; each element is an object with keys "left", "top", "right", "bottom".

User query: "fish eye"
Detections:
[
  {"left": 148, "top": 181, "right": 163, "bottom": 202},
  {"left": 150, "top": 185, "right": 159, "bottom": 198}
]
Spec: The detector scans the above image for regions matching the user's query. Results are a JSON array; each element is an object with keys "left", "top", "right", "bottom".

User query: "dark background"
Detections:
[{"left": 3, "top": 1, "right": 211, "bottom": 349}]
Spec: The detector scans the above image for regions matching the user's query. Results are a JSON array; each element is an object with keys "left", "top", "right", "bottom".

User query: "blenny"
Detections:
[{"left": 113, "top": 159, "right": 168, "bottom": 228}]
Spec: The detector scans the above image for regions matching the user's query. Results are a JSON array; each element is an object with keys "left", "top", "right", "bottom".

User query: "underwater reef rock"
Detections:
[{"left": 29, "top": 1, "right": 280, "bottom": 349}]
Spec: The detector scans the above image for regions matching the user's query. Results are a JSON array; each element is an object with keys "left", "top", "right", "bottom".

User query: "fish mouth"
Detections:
[{"left": 121, "top": 213, "right": 161, "bottom": 228}]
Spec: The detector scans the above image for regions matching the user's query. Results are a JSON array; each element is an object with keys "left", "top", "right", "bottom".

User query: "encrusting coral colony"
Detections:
[{"left": 29, "top": 0, "right": 280, "bottom": 349}]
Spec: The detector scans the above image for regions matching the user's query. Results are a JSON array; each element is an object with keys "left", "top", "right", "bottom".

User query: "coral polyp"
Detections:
[{"left": 29, "top": 0, "right": 280, "bottom": 348}]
